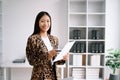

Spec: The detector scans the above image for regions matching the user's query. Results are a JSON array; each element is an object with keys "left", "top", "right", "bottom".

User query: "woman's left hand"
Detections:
[{"left": 63, "top": 53, "right": 69, "bottom": 61}]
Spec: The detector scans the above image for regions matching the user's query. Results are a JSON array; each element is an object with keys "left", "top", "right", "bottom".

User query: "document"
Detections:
[{"left": 53, "top": 41, "right": 75, "bottom": 62}]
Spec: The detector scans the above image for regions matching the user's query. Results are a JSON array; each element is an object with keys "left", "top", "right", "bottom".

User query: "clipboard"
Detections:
[{"left": 53, "top": 41, "right": 75, "bottom": 62}]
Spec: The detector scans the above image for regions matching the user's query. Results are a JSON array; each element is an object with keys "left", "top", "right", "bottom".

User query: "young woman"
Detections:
[{"left": 26, "top": 11, "right": 68, "bottom": 80}]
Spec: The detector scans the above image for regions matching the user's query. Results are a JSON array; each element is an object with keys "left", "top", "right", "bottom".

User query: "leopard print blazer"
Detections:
[{"left": 26, "top": 34, "right": 65, "bottom": 80}]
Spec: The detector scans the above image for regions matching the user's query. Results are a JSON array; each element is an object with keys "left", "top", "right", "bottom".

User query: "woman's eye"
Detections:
[
  {"left": 47, "top": 20, "right": 50, "bottom": 22},
  {"left": 40, "top": 21, "right": 44, "bottom": 23},
  {"left": 40, "top": 20, "right": 50, "bottom": 23}
]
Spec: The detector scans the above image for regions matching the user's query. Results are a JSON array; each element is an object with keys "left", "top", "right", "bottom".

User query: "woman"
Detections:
[{"left": 26, "top": 11, "right": 68, "bottom": 80}]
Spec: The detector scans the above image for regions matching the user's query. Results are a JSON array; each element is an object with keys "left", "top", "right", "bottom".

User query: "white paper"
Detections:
[{"left": 53, "top": 41, "right": 75, "bottom": 62}]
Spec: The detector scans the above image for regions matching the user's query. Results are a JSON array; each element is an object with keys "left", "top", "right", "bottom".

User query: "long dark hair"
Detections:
[{"left": 32, "top": 11, "right": 52, "bottom": 35}]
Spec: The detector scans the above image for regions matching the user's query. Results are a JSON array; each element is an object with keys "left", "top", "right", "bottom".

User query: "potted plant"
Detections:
[{"left": 106, "top": 49, "right": 120, "bottom": 80}]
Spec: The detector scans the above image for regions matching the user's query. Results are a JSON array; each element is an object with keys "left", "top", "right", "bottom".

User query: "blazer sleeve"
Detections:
[{"left": 26, "top": 36, "right": 49, "bottom": 66}]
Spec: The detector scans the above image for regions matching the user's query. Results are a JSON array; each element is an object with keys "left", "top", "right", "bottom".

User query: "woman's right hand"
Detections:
[{"left": 48, "top": 50, "right": 57, "bottom": 60}]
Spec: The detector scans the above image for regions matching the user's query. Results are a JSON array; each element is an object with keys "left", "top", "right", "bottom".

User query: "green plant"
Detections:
[{"left": 106, "top": 49, "right": 120, "bottom": 74}]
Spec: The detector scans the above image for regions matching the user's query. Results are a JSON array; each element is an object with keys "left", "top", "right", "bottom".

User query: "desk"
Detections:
[
  {"left": 1, "top": 62, "right": 66, "bottom": 80},
  {"left": 0, "top": 61, "right": 32, "bottom": 80}
]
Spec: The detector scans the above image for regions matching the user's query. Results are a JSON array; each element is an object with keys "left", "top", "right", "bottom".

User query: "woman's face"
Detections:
[{"left": 39, "top": 15, "right": 50, "bottom": 33}]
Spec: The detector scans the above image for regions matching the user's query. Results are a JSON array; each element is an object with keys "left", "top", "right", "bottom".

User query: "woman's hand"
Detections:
[
  {"left": 63, "top": 53, "right": 69, "bottom": 61},
  {"left": 48, "top": 50, "right": 57, "bottom": 60}
]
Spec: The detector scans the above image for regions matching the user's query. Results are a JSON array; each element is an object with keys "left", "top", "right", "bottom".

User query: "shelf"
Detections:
[
  {"left": 86, "top": 79, "right": 103, "bottom": 80},
  {"left": 86, "top": 66, "right": 105, "bottom": 68},
  {"left": 88, "top": 27, "right": 105, "bottom": 40},
  {"left": 69, "top": 14, "right": 105, "bottom": 27},
  {"left": 87, "top": 13, "right": 105, "bottom": 15},
  {"left": 87, "top": 15, "right": 105, "bottom": 26},
  {"left": 86, "top": 68, "right": 104, "bottom": 80},
  {"left": 70, "top": 0, "right": 86, "bottom": 2},
  {"left": 88, "top": 38, "right": 105, "bottom": 41},
  {"left": 69, "top": 53, "right": 105, "bottom": 55},
  {"left": 69, "top": 66, "right": 86, "bottom": 68},
  {"left": 69, "top": 26, "right": 86, "bottom": 28},
  {"left": 69, "top": 14, "right": 86, "bottom": 26},
  {"left": 87, "top": 53, "right": 105, "bottom": 55},
  {"left": 88, "top": 41, "right": 105, "bottom": 53},
  {"left": 87, "top": 55, "right": 105, "bottom": 66},
  {"left": 69, "top": 39, "right": 86, "bottom": 42},
  {"left": 69, "top": 53, "right": 87, "bottom": 55},
  {"left": 88, "top": 0, "right": 105, "bottom": 1},
  {"left": 67, "top": 0, "right": 106, "bottom": 79},
  {"left": 69, "top": 27, "right": 86, "bottom": 39},
  {"left": 69, "top": 12, "right": 87, "bottom": 15},
  {"left": 69, "top": 0, "right": 86, "bottom": 13},
  {"left": 87, "top": 26, "right": 105, "bottom": 28},
  {"left": 69, "top": 67, "right": 86, "bottom": 79},
  {"left": 69, "top": 54, "right": 86, "bottom": 66},
  {"left": 87, "top": 1, "right": 105, "bottom": 13},
  {"left": 70, "top": 41, "right": 86, "bottom": 53}
]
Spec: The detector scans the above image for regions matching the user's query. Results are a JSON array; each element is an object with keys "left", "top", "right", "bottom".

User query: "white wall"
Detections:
[
  {"left": 3, "top": 0, "right": 68, "bottom": 62},
  {"left": 106, "top": 0, "right": 120, "bottom": 79},
  {"left": 106, "top": 0, "right": 120, "bottom": 49}
]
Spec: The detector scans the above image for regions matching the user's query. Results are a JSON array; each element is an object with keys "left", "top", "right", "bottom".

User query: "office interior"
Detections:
[{"left": 0, "top": 0, "right": 120, "bottom": 80}]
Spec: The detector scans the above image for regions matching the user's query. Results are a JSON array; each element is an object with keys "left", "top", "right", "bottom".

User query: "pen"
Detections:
[{"left": 55, "top": 49, "right": 61, "bottom": 52}]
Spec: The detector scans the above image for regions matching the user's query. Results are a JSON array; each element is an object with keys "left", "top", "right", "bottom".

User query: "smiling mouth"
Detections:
[{"left": 43, "top": 27, "right": 48, "bottom": 29}]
